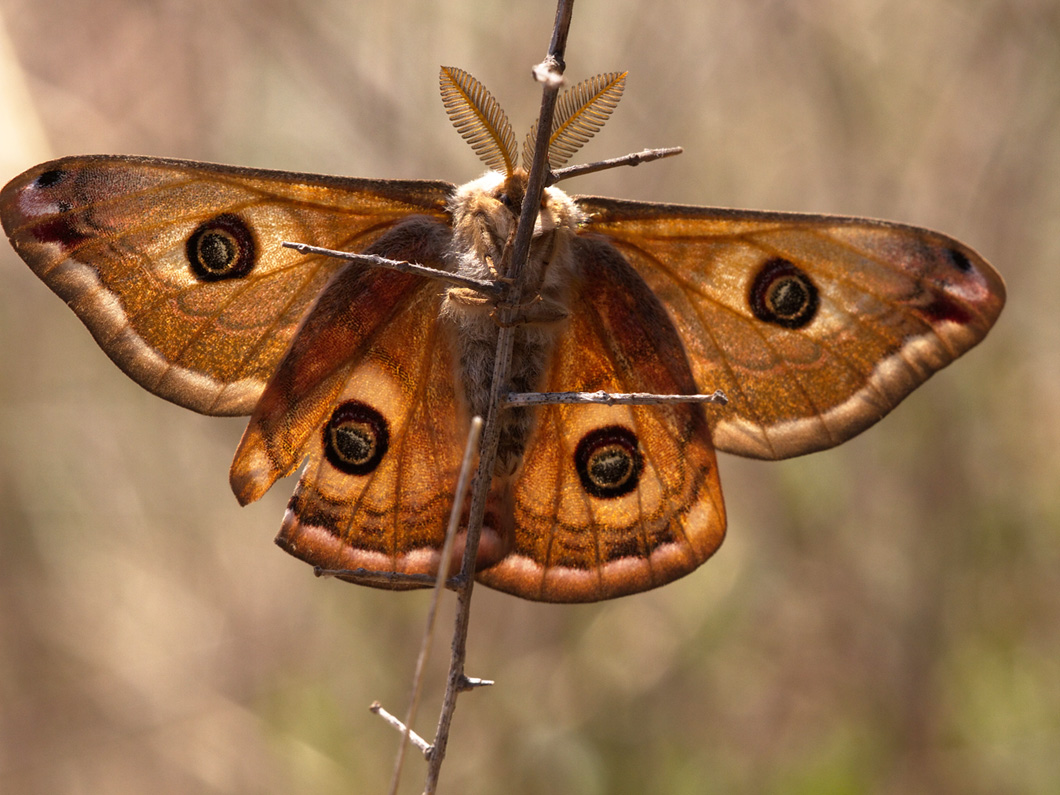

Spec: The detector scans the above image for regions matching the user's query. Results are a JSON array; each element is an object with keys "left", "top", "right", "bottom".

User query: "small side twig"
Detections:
[
  {"left": 458, "top": 676, "right": 495, "bottom": 691},
  {"left": 281, "top": 242, "right": 504, "bottom": 297},
  {"left": 548, "top": 146, "right": 683, "bottom": 185},
  {"left": 506, "top": 389, "right": 728, "bottom": 407},
  {"left": 369, "top": 703, "right": 432, "bottom": 756}
]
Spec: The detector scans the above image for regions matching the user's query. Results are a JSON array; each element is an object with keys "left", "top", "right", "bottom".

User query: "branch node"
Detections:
[
  {"left": 532, "top": 58, "right": 565, "bottom": 89},
  {"left": 459, "top": 675, "right": 496, "bottom": 692}
]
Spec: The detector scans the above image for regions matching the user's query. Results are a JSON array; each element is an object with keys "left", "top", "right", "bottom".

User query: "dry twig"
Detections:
[
  {"left": 281, "top": 242, "right": 504, "bottom": 297},
  {"left": 298, "top": 1, "right": 708, "bottom": 790},
  {"left": 384, "top": 418, "right": 484, "bottom": 794}
]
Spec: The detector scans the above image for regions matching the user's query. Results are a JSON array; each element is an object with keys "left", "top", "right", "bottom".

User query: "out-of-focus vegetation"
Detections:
[{"left": 0, "top": 1, "right": 1054, "bottom": 792}]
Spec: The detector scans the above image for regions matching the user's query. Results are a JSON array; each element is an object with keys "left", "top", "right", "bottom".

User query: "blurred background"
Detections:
[{"left": 0, "top": 0, "right": 1054, "bottom": 793}]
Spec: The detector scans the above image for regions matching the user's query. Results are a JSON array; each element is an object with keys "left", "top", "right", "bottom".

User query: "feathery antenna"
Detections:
[
  {"left": 522, "top": 71, "right": 626, "bottom": 170},
  {"left": 440, "top": 66, "right": 518, "bottom": 176}
]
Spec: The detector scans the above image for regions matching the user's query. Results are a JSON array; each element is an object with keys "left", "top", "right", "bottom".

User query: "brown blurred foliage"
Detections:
[{"left": 0, "top": 1, "right": 1055, "bottom": 793}]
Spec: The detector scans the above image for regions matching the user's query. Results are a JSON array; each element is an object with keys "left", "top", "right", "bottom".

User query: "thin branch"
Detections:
[
  {"left": 386, "top": 418, "right": 483, "bottom": 795},
  {"left": 421, "top": 2, "right": 576, "bottom": 792},
  {"left": 548, "top": 146, "right": 683, "bottom": 185},
  {"left": 281, "top": 241, "right": 504, "bottom": 297},
  {"left": 506, "top": 389, "right": 728, "bottom": 407}
]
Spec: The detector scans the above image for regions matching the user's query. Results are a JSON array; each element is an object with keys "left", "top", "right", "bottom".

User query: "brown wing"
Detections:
[
  {"left": 229, "top": 218, "right": 485, "bottom": 587},
  {"left": 0, "top": 155, "right": 452, "bottom": 415},
  {"left": 476, "top": 236, "right": 726, "bottom": 602},
  {"left": 576, "top": 197, "right": 1006, "bottom": 459}
]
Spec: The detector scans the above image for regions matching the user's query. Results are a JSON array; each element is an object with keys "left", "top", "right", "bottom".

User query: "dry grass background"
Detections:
[{"left": 0, "top": 0, "right": 1055, "bottom": 793}]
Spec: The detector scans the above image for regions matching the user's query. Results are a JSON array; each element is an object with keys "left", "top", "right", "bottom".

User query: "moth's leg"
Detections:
[
  {"left": 491, "top": 294, "right": 570, "bottom": 327},
  {"left": 446, "top": 286, "right": 494, "bottom": 309},
  {"left": 446, "top": 285, "right": 568, "bottom": 327}
]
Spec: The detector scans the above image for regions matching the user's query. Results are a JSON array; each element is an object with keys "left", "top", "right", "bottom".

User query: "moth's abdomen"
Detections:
[{"left": 444, "top": 171, "right": 582, "bottom": 477}]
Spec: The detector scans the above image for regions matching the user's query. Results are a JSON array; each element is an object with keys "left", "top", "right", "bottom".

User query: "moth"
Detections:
[{"left": 1, "top": 68, "right": 1005, "bottom": 602}]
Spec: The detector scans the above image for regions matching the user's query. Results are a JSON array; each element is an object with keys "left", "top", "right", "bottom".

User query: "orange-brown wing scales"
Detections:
[
  {"left": 477, "top": 237, "right": 726, "bottom": 602},
  {"left": 276, "top": 284, "right": 465, "bottom": 588},
  {"left": 578, "top": 199, "right": 1006, "bottom": 459},
  {"left": 0, "top": 156, "right": 452, "bottom": 415},
  {"left": 229, "top": 218, "right": 469, "bottom": 588}
]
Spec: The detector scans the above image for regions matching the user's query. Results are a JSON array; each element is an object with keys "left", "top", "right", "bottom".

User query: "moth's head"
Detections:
[
  {"left": 449, "top": 169, "right": 581, "bottom": 245},
  {"left": 439, "top": 65, "right": 626, "bottom": 256}
]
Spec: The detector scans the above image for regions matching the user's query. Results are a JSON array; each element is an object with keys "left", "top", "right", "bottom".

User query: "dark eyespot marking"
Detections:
[
  {"left": 749, "top": 257, "right": 819, "bottom": 329},
  {"left": 185, "top": 213, "right": 256, "bottom": 281},
  {"left": 323, "top": 401, "right": 389, "bottom": 476},
  {"left": 946, "top": 247, "right": 973, "bottom": 273},
  {"left": 33, "top": 169, "right": 66, "bottom": 189},
  {"left": 574, "top": 426, "right": 642, "bottom": 499}
]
